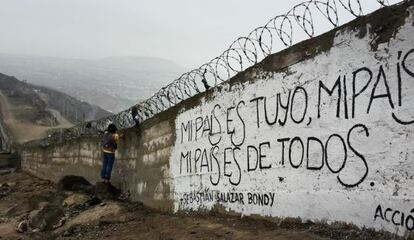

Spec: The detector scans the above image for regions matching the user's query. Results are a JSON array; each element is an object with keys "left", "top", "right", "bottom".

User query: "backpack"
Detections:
[{"left": 101, "top": 132, "right": 117, "bottom": 150}]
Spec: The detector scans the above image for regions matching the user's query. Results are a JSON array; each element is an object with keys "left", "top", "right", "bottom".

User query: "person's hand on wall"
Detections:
[{"left": 119, "top": 133, "right": 125, "bottom": 140}]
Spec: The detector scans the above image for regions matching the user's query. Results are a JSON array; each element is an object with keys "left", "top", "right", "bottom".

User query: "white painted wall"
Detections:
[{"left": 170, "top": 7, "right": 414, "bottom": 236}]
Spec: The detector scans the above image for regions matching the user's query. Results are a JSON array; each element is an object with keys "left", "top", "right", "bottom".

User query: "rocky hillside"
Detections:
[
  {"left": 0, "top": 73, "right": 111, "bottom": 143},
  {"left": 0, "top": 54, "right": 185, "bottom": 112},
  {"left": 0, "top": 73, "right": 110, "bottom": 124}
]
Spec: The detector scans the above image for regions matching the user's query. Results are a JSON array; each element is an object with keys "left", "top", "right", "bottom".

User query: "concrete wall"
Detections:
[
  {"left": 21, "top": 1, "right": 414, "bottom": 237},
  {"left": 22, "top": 114, "right": 176, "bottom": 211}
]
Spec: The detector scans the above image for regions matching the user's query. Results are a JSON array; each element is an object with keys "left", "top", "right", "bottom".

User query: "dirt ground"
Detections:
[{"left": 0, "top": 170, "right": 406, "bottom": 240}]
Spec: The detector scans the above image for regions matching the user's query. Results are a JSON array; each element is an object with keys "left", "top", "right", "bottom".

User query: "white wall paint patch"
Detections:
[{"left": 170, "top": 10, "right": 414, "bottom": 236}]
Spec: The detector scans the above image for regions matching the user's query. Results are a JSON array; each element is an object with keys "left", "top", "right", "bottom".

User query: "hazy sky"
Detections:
[{"left": 0, "top": 0, "right": 398, "bottom": 68}]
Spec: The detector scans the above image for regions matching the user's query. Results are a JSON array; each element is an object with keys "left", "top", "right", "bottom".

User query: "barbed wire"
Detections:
[{"left": 42, "top": 0, "right": 396, "bottom": 145}]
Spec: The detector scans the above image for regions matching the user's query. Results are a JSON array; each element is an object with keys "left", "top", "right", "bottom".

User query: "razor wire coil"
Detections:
[{"left": 43, "top": 0, "right": 394, "bottom": 144}]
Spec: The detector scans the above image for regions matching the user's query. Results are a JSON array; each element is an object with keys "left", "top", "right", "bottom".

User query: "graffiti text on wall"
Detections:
[
  {"left": 178, "top": 188, "right": 275, "bottom": 209},
  {"left": 177, "top": 48, "right": 414, "bottom": 188},
  {"left": 374, "top": 204, "right": 414, "bottom": 231}
]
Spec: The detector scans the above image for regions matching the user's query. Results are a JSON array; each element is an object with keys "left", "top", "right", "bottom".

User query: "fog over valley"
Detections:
[{"left": 0, "top": 54, "right": 184, "bottom": 112}]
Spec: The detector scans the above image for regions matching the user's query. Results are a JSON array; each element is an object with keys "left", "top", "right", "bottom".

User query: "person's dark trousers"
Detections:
[{"left": 101, "top": 152, "right": 115, "bottom": 180}]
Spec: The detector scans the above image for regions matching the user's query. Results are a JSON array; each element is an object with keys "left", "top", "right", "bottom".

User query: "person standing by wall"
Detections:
[{"left": 100, "top": 123, "right": 121, "bottom": 184}]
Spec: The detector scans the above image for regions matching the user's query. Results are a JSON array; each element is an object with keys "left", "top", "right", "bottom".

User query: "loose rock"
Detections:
[
  {"left": 16, "top": 220, "right": 28, "bottom": 233},
  {"left": 30, "top": 205, "right": 64, "bottom": 231},
  {"left": 58, "top": 175, "right": 93, "bottom": 193},
  {"left": 62, "top": 193, "right": 89, "bottom": 208},
  {"left": 94, "top": 182, "right": 121, "bottom": 200}
]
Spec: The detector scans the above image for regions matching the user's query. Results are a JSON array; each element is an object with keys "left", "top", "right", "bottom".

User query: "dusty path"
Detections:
[
  {"left": 0, "top": 170, "right": 404, "bottom": 240},
  {"left": 46, "top": 108, "right": 73, "bottom": 128},
  {"left": 0, "top": 91, "right": 12, "bottom": 122},
  {"left": 0, "top": 92, "right": 12, "bottom": 151},
  {"left": 0, "top": 91, "right": 73, "bottom": 143}
]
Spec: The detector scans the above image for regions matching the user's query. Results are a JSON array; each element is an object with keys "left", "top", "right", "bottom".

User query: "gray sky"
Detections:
[{"left": 0, "top": 0, "right": 398, "bottom": 68}]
